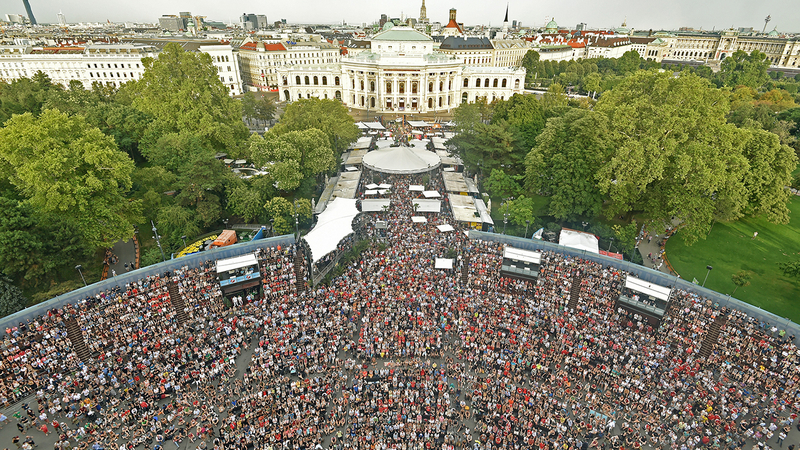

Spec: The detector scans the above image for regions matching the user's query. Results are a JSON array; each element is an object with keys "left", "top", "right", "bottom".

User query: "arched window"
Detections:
[
  {"left": 386, "top": 81, "right": 392, "bottom": 94},
  {"left": 461, "top": 92, "right": 468, "bottom": 103},
  {"left": 370, "top": 81, "right": 375, "bottom": 92},
  {"left": 313, "top": 76, "right": 319, "bottom": 85},
  {"left": 335, "top": 90, "right": 342, "bottom": 100},
  {"left": 370, "top": 97, "right": 375, "bottom": 108},
  {"left": 360, "top": 96, "right": 365, "bottom": 106},
  {"left": 360, "top": 80, "right": 365, "bottom": 90},
  {"left": 429, "top": 82, "right": 434, "bottom": 92},
  {"left": 428, "top": 98, "right": 433, "bottom": 108},
  {"left": 284, "top": 90, "right": 290, "bottom": 101},
  {"left": 493, "top": 79, "right": 498, "bottom": 88},
  {"left": 399, "top": 82, "right": 405, "bottom": 94},
  {"left": 502, "top": 79, "right": 507, "bottom": 88},
  {"left": 484, "top": 78, "right": 489, "bottom": 87},
  {"left": 514, "top": 79, "right": 520, "bottom": 89},
  {"left": 334, "top": 76, "right": 340, "bottom": 86},
  {"left": 439, "top": 81, "right": 443, "bottom": 91},
  {"left": 295, "top": 76, "right": 301, "bottom": 85},
  {"left": 351, "top": 79, "right": 355, "bottom": 89},
  {"left": 463, "top": 79, "right": 469, "bottom": 88},
  {"left": 412, "top": 82, "right": 418, "bottom": 94},
  {"left": 304, "top": 76, "right": 310, "bottom": 85},
  {"left": 475, "top": 79, "right": 480, "bottom": 87},
  {"left": 282, "top": 76, "right": 288, "bottom": 85},
  {"left": 322, "top": 76, "right": 327, "bottom": 85}
]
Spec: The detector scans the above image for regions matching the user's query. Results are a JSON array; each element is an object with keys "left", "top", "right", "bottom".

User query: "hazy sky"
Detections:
[{"left": 8, "top": 0, "right": 799, "bottom": 33}]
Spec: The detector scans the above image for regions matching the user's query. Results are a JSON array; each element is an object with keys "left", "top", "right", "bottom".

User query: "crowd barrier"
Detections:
[
  {"left": 0, "top": 235, "right": 296, "bottom": 330},
  {"left": 469, "top": 230, "right": 800, "bottom": 337}
]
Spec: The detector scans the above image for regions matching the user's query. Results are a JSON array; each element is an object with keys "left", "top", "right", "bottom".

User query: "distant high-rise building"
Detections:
[
  {"left": 512, "top": 20, "right": 517, "bottom": 29},
  {"left": 21, "top": 0, "right": 36, "bottom": 25},
  {"left": 240, "top": 13, "right": 268, "bottom": 30},
  {"left": 379, "top": 14, "right": 388, "bottom": 28},
  {"left": 5, "top": 13, "right": 25, "bottom": 24},
  {"left": 179, "top": 11, "right": 191, "bottom": 18},
  {"left": 57, "top": 11, "right": 66, "bottom": 26},
  {"left": 158, "top": 15, "right": 187, "bottom": 32}
]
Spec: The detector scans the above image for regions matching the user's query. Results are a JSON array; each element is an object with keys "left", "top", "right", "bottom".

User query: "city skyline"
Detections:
[{"left": 5, "top": 0, "right": 799, "bottom": 33}]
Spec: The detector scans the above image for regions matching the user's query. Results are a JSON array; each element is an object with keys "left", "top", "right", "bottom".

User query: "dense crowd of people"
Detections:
[{"left": 0, "top": 166, "right": 799, "bottom": 450}]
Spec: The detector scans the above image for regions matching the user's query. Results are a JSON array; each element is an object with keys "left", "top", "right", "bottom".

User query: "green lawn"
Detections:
[{"left": 666, "top": 196, "right": 800, "bottom": 322}]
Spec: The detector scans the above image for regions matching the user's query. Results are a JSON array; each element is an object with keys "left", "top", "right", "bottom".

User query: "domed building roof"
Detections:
[
  {"left": 382, "top": 21, "right": 395, "bottom": 31},
  {"left": 545, "top": 18, "right": 558, "bottom": 31},
  {"left": 768, "top": 27, "right": 779, "bottom": 36}
]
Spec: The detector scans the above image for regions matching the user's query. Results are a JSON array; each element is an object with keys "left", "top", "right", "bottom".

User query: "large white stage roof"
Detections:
[
  {"left": 216, "top": 253, "right": 258, "bottom": 274},
  {"left": 362, "top": 145, "right": 441, "bottom": 174},
  {"left": 304, "top": 198, "right": 359, "bottom": 263},
  {"left": 559, "top": 228, "right": 600, "bottom": 254}
]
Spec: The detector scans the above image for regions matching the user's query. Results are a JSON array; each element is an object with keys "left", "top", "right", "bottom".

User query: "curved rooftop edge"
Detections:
[
  {"left": 469, "top": 230, "right": 799, "bottom": 337},
  {"left": 2, "top": 230, "right": 795, "bottom": 338},
  {"left": 0, "top": 235, "right": 296, "bottom": 330}
]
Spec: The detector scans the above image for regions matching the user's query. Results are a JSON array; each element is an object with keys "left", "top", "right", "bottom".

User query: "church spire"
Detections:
[{"left": 419, "top": 0, "right": 427, "bottom": 22}]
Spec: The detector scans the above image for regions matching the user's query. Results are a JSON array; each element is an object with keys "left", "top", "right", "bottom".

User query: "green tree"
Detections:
[
  {"left": 271, "top": 97, "right": 359, "bottom": 158},
  {"left": 594, "top": 71, "right": 749, "bottom": 244},
  {"left": 0, "top": 276, "right": 27, "bottom": 318},
  {"left": 720, "top": 50, "right": 770, "bottom": 90},
  {"left": 521, "top": 50, "right": 541, "bottom": 83},
  {"left": 254, "top": 94, "right": 277, "bottom": 124},
  {"left": 780, "top": 261, "right": 800, "bottom": 278},
  {"left": 241, "top": 92, "right": 258, "bottom": 124},
  {"left": 485, "top": 169, "right": 522, "bottom": 199},
  {"left": 612, "top": 220, "right": 639, "bottom": 255},
  {"left": 582, "top": 72, "right": 602, "bottom": 99},
  {"left": 616, "top": 50, "right": 642, "bottom": 74},
  {"left": 730, "top": 270, "right": 753, "bottom": 295},
  {"left": 227, "top": 181, "right": 267, "bottom": 223},
  {"left": 525, "top": 109, "right": 613, "bottom": 220},
  {"left": 249, "top": 129, "right": 334, "bottom": 191},
  {"left": 0, "top": 71, "right": 61, "bottom": 123},
  {"left": 121, "top": 43, "right": 249, "bottom": 154},
  {"left": 739, "top": 127, "right": 797, "bottom": 224},
  {"left": 542, "top": 83, "right": 568, "bottom": 113},
  {"left": 0, "top": 110, "right": 142, "bottom": 248},
  {"left": 491, "top": 94, "right": 546, "bottom": 154},
  {"left": 507, "top": 195, "right": 536, "bottom": 226}
]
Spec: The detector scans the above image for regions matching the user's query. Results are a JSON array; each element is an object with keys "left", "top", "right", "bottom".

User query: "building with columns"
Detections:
[
  {"left": 644, "top": 29, "right": 800, "bottom": 68},
  {"left": 278, "top": 26, "right": 525, "bottom": 114}
]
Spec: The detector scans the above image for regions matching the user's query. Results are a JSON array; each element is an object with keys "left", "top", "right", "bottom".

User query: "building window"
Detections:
[
  {"left": 322, "top": 76, "right": 327, "bottom": 85},
  {"left": 314, "top": 76, "right": 319, "bottom": 85},
  {"left": 399, "top": 82, "right": 405, "bottom": 94},
  {"left": 515, "top": 79, "right": 520, "bottom": 89},
  {"left": 493, "top": 79, "right": 498, "bottom": 88},
  {"left": 304, "top": 76, "right": 310, "bottom": 85},
  {"left": 386, "top": 82, "right": 392, "bottom": 94},
  {"left": 370, "top": 81, "right": 375, "bottom": 92},
  {"left": 502, "top": 79, "right": 507, "bottom": 88},
  {"left": 429, "top": 82, "right": 434, "bottom": 92},
  {"left": 296, "top": 76, "right": 301, "bottom": 85},
  {"left": 335, "top": 76, "right": 340, "bottom": 86}
]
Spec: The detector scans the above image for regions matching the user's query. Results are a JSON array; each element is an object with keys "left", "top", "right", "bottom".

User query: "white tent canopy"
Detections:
[
  {"left": 423, "top": 190, "right": 441, "bottom": 198},
  {"left": 365, "top": 183, "right": 379, "bottom": 189},
  {"left": 361, "top": 199, "right": 391, "bottom": 212},
  {"left": 408, "top": 120, "right": 429, "bottom": 128},
  {"left": 412, "top": 199, "right": 441, "bottom": 213},
  {"left": 364, "top": 190, "right": 378, "bottom": 195},
  {"left": 304, "top": 198, "right": 359, "bottom": 263},
  {"left": 434, "top": 258, "right": 454, "bottom": 269},
  {"left": 437, "top": 224, "right": 455, "bottom": 232},
  {"left": 216, "top": 253, "right": 258, "bottom": 274},
  {"left": 411, "top": 216, "right": 428, "bottom": 223},
  {"left": 409, "top": 185, "right": 425, "bottom": 192},
  {"left": 362, "top": 145, "right": 441, "bottom": 174},
  {"left": 378, "top": 183, "right": 392, "bottom": 189},
  {"left": 559, "top": 228, "right": 600, "bottom": 254},
  {"left": 625, "top": 275, "right": 672, "bottom": 301},
  {"left": 364, "top": 122, "right": 386, "bottom": 130}
]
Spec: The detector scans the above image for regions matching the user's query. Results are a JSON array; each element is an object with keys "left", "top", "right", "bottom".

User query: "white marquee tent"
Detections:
[
  {"left": 558, "top": 228, "right": 600, "bottom": 254},
  {"left": 303, "top": 198, "right": 360, "bottom": 263},
  {"left": 362, "top": 145, "right": 441, "bottom": 174}
]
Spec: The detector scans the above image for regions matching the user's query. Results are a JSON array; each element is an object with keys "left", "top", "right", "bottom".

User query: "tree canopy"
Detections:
[
  {"left": 0, "top": 109, "right": 142, "bottom": 248},
  {"left": 271, "top": 97, "right": 360, "bottom": 159},
  {"left": 720, "top": 50, "right": 771, "bottom": 90}
]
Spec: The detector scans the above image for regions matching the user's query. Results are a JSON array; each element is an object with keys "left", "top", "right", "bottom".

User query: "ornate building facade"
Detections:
[{"left": 278, "top": 27, "right": 525, "bottom": 114}]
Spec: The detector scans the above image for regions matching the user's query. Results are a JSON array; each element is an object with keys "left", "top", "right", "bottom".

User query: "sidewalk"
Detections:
[
  {"left": 106, "top": 237, "right": 137, "bottom": 280},
  {"left": 636, "top": 219, "right": 681, "bottom": 276}
]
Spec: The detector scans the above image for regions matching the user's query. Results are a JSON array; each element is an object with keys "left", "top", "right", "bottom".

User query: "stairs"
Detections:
[
  {"left": 294, "top": 250, "right": 305, "bottom": 292},
  {"left": 698, "top": 314, "right": 727, "bottom": 360},
  {"left": 461, "top": 253, "right": 469, "bottom": 285},
  {"left": 567, "top": 273, "right": 583, "bottom": 311},
  {"left": 167, "top": 282, "right": 189, "bottom": 325},
  {"left": 64, "top": 317, "right": 91, "bottom": 363}
]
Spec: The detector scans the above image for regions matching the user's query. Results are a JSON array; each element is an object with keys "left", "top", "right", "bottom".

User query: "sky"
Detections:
[{"left": 8, "top": 0, "right": 799, "bottom": 33}]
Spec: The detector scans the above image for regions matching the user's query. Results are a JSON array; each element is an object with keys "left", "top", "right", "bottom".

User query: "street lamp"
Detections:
[
  {"left": 702, "top": 265, "right": 713, "bottom": 287},
  {"left": 75, "top": 265, "right": 87, "bottom": 287},
  {"left": 502, "top": 197, "right": 513, "bottom": 235},
  {"left": 525, "top": 220, "right": 531, "bottom": 239},
  {"left": 293, "top": 200, "right": 300, "bottom": 238},
  {"left": 581, "top": 221, "right": 588, "bottom": 232},
  {"left": 181, "top": 235, "right": 187, "bottom": 249},
  {"left": 270, "top": 218, "right": 275, "bottom": 237},
  {"left": 151, "top": 220, "right": 166, "bottom": 263},
  {"left": 608, "top": 237, "right": 614, "bottom": 252}
]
